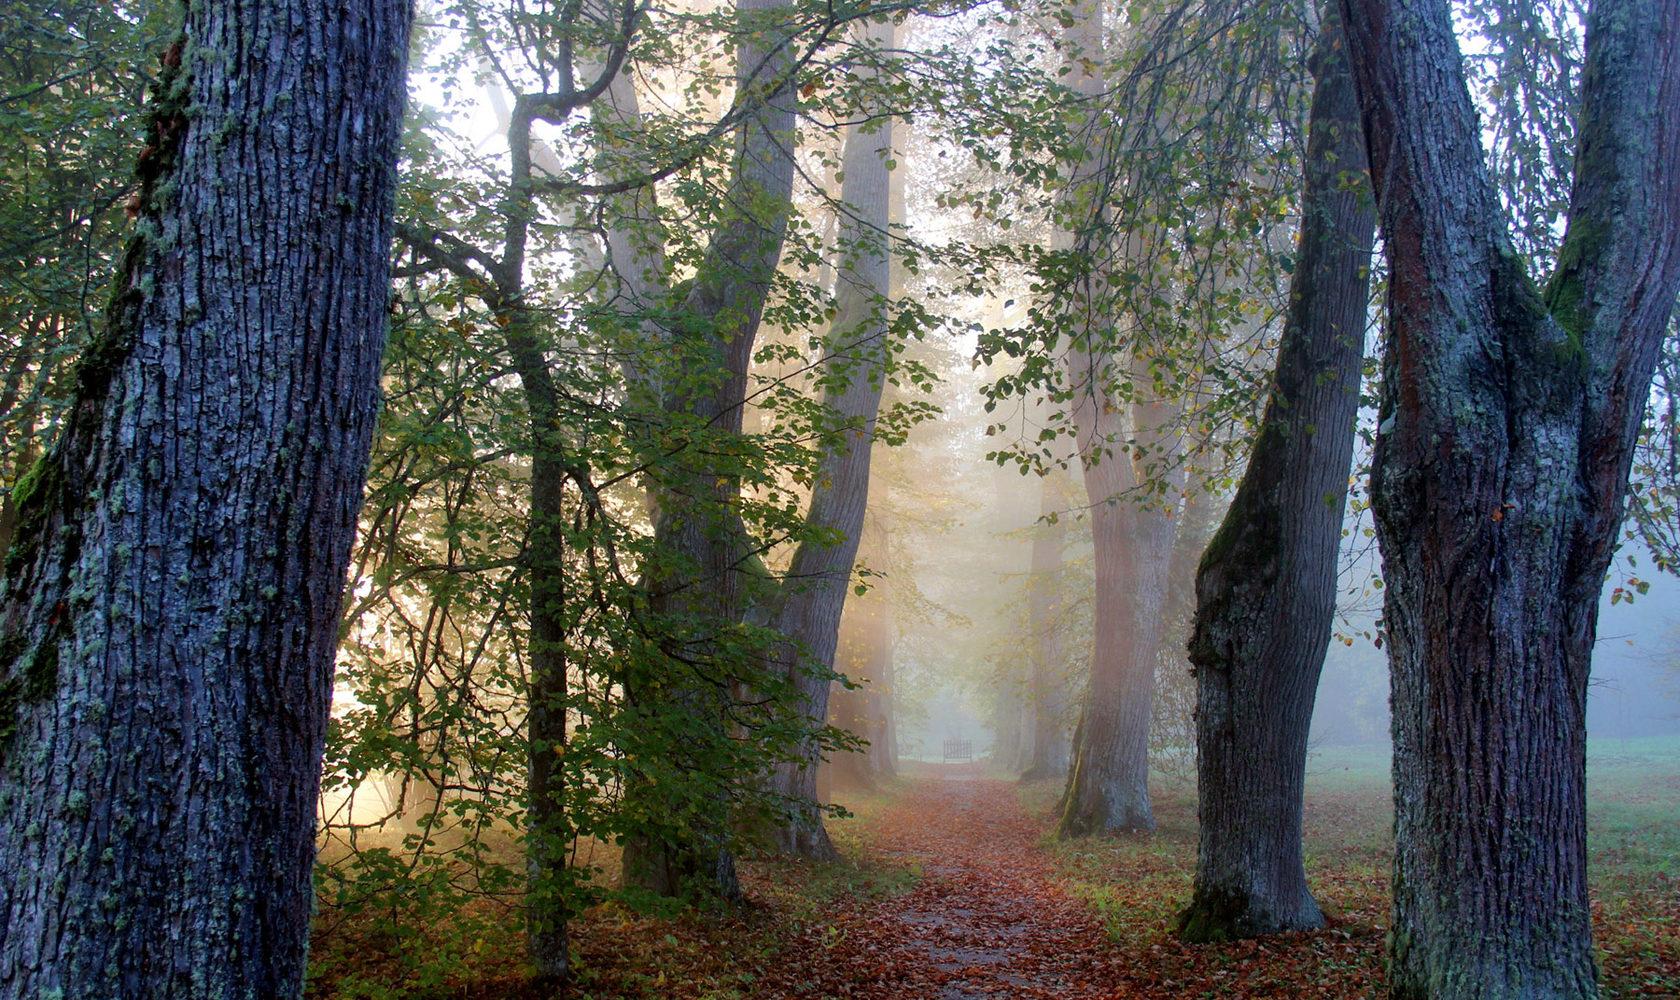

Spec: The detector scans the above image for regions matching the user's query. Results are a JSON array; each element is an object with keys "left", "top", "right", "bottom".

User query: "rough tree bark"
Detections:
[
  {"left": 761, "top": 23, "right": 896, "bottom": 858},
  {"left": 1340, "top": 0, "right": 1680, "bottom": 996},
  {"left": 1179, "top": 4, "right": 1375, "bottom": 942},
  {"left": 0, "top": 1, "right": 411, "bottom": 996}
]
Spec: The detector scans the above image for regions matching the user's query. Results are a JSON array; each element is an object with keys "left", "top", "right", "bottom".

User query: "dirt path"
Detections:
[{"left": 763, "top": 769, "right": 1114, "bottom": 999}]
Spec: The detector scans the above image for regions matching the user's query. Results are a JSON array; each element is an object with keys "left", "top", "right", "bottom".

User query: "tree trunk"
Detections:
[
  {"left": 1340, "top": 1, "right": 1680, "bottom": 996},
  {"left": 824, "top": 606, "right": 889, "bottom": 792},
  {"left": 761, "top": 20, "right": 895, "bottom": 860},
  {"left": 863, "top": 606, "right": 897, "bottom": 779},
  {"left": 1179, "top": 5, "right": 1375, "bottom": 942},
  {"left": 993, "top": 673, "right": 1026, "bottom": 771},
  {"left": 511, "top": 311, "right": 571, "bottom": 980},
  {"left": 1046, "top": 0, "right": 1185, "bottom": 838},
  {"left": 0, "top": 2, "right": 410, "bottom": 995},
  {"left": 1020, "top": 476, "right": 1069, "bottom": 781},
  {"left": 866, "top": 591, "right": 898, "bottom": 780},
  {"left": 500, "top": 77, "right": 591, "bottom": 975},
  {"left": 622, "top": 0, "right": 801, "bottom": 898},
  {"left": 1058, "top": 458, "right": 1177, "bottom": 836}
]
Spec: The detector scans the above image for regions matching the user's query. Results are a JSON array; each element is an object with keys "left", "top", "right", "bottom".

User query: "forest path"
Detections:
[{"left": 771, "top": 769, "right": 1114, "bottom": 999}]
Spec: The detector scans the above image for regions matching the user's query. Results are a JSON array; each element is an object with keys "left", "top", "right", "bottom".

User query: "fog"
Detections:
[{"left": 868, "top": 439, "right": 1680, "bottom": 769}]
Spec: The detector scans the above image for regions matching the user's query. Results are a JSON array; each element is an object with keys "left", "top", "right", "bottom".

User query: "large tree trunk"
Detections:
[
  {"left": 1179, "top": 5, "right": 1375, "bottom": 942},
  {"left": 761, "top": 20, "right": 895, "bottom": 860},
  {"left": 622, "top": 0, "right": 801, "bottom": 899},
  {"left": 0, "top": 2, "right": 410, "bottom": 995},
  {"left": 1340, "top": 1, "right": 1680, "bottom": 997},
  {"left": 1046, "top": 0, "right": 1186, "bottom": 838},
  {"left": 1058, "top": 448, "right": 1178, "bottom": 836}
]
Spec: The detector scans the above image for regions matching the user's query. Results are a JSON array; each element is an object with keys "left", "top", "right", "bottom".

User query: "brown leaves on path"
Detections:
[
  {"left": 537, "top": 758, "right": 1671, "bottom": 1000},
  {"left": 751, "top": 765, "right": 1393, "bottom": 1000},
  {"left": 752, "top": 769, "right": 1114, "bottom": 999}
]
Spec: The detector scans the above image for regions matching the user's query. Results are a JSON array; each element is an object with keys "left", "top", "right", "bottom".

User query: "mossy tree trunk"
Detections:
[
  {"left": 0, "top": 1, "right": 411, "bottom": 995},
  {"left": 1340, "top": 0, "right": 1680, "bottom": 996},
  {"left": 1179, "top": 4, "right": 1375, "bottom": 943}
]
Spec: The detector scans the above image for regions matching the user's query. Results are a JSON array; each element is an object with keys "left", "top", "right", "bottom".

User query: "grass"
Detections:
[
  {"left": 1037, "top": 739, "right": 1680, "bottom": 999},
  {"left": 308, "top": 743, "right": 1679, "bottom": 999},
  {"left": 751, "top": 783, "right": 923, "bottom": 921}
]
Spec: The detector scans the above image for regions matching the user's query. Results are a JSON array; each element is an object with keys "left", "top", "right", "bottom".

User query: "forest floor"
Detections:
[{"left": 308, "top": 740, "right": 1680, "bottom": 1000}]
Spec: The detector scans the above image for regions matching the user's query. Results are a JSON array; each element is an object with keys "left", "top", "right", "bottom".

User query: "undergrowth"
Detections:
[{"left": 307, "top": 744, "right": 1679, "bottom": 1000}]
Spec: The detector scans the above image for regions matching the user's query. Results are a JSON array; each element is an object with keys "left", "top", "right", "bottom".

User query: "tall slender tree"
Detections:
[
  {"left": 1340, "top": 0, "right": 1680, "bottom": 996},
  {"left": 0, "top": 0, "right": 412, "bottom": 996},
  {"left": 1180, "top": 3, "right": 1375, "bottom": 941}
]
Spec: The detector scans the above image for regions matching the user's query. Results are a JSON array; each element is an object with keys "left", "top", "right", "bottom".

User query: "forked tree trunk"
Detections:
[
  {"left": 0, "top": 2, "right": 411, "bottom": 995},
  {"left": 622, "top": 0, "right": 801, "bottom": 899},
  {"left": 761, "top": 19, "right": 896, "bottom": 860},
  {"left": 1179, "top": 5, "right": 1375, "bottom": 942},
  {"left": 1340, "top": 1, "right": 1680, "bottom": 996}
]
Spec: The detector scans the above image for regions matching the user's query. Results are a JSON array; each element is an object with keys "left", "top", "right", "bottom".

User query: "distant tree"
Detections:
[
  {"left": 824, "top": 564, "right": 898, "bottom": 793},
  {"left": 0, "top": 0, "right": 411, "bottom": 996},
  {"left": 1046, "top": 0, "right": 1305, "bottom": 838},
  {"left": 1019, "top": 474, "right": 1072, "bottom": 781},
  {"left": 1341, "top": 0, "right": 1680, "bottom": 997},
  {"left": 1052, "top": 0, "right": 1182, "bottom": 839},
  {"left": 1179, "top": 3, "right": 1375, "bottom": 941}
]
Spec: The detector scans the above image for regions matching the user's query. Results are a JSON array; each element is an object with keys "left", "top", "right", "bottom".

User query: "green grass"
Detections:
[
  {"left": 1588, "top": 735, "right": 1680, "bottom": 881},
  {"left": 1034, "top": 740, "right": 1680, "bottom": 998}
]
